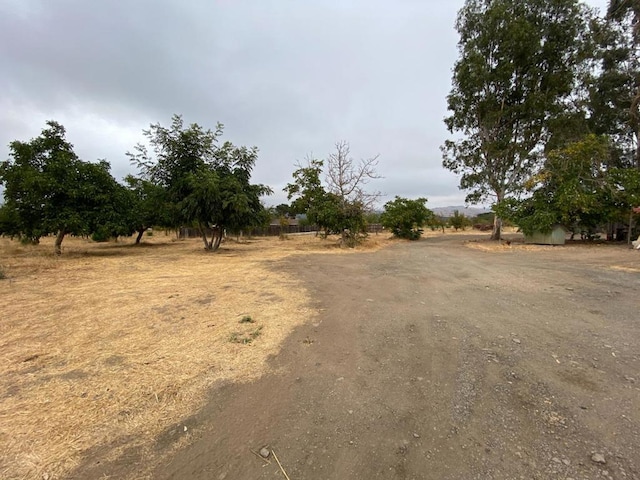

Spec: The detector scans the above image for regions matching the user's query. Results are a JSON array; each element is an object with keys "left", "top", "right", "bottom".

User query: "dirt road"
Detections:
[{"left": 79, "top": 235, "right": 640, "bottom": 479}]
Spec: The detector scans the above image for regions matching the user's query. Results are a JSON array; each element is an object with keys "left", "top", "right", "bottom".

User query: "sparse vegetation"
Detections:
[
  {"left": 239, "top": 315, "right": 255, "bottom": 324},
  {"left": 0, "top": 234, "right": 349, "bottom": 480},
  {"left": 229, "top": 326, "right": 263, "bottom": 344}
]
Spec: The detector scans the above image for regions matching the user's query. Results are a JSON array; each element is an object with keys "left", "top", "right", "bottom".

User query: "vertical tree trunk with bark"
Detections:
[
  {"left": 135, "top": 229, "right": 146, "bottom": 244},
  {"left": 491, "top": 216, "right": 502, "bottom": 240},
  {"left": 200, "top": 224, "right": 224, "bottom": 251},
  {"left": 54, "top": 229, "right": 66, "bottom": 255},
  {"left": 491, "top": 192, "right": 504, "bottom": 241}
]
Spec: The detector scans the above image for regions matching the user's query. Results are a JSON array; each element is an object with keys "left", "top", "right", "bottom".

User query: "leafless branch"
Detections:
[{"left": 325, "top": 140, "right": 382, "bottom": 209}]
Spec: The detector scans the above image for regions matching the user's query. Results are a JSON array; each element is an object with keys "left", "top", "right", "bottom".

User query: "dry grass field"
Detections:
[{"left": 0, "top": 232, "right": 391, "bottom": 480}]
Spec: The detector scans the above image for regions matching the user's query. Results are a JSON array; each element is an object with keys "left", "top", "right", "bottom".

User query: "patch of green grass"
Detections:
[{"left": 229, "top": 326, "right": 263, "bottom": 344}]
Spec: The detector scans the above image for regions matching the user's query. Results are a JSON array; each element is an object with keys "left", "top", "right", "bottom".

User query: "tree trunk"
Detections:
[
  {"left": 54, "top": 229, "right": 66, "bottom": 255},
  {"left": 198, "top": 222, "right": 211, "bottom": 250},
  {"left": 628, "top": 209, "right": 634, "bottom": 245},
  {"left": 135, "top": 229, "right": 145, "bottom": 244},
  {"left": 491, "top": 215, "right": 502, "bottom": 241},
  {"left": 211, "top": 227, "right": 223, "bottom": 251}
]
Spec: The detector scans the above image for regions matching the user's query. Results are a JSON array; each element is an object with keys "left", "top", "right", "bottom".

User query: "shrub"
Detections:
[
  {"left": 380, "top": 197, "right": 433, "bottom": 240},
  {"left": 91, "top": 229, "right": 110, "bottom": 242}
]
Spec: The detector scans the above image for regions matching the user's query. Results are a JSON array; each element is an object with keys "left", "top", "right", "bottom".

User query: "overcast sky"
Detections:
[{"left": 0, "top": 0, "right": 609, "bottom": 208}]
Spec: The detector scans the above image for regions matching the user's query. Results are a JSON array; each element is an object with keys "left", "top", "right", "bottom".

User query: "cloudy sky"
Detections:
[{"left": 0, "top": 0, "right": 609, "bottom": 208}]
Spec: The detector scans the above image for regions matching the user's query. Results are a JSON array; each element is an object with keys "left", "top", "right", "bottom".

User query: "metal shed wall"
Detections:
[{"left": 524, "top": 226, "right": 567, "bottom": 245}]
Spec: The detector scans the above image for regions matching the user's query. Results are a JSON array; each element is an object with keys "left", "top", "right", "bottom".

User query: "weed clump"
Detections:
[{"left": 229, "top": 326, "right": 263, "bottom": 344}]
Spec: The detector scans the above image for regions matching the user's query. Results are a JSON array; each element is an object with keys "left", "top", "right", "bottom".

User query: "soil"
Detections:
[{"left": 71, "top": 234, "right": 640, "bottom": 480}]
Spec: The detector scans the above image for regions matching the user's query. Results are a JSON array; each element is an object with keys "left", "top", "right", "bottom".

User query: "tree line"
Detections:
[
  {"left": 443, "top": 0, "right": 640, "bottom": 241},
  {"left": 0, "top": 117, "right": 402, "bottom": 253},
  {"left": 0, "top": 116, "right": 273, "bottom": 254}
]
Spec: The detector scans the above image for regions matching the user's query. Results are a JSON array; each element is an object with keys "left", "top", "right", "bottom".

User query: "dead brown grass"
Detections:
[{"left": 0, "top": 232, "right": 393, "bottom": 480}]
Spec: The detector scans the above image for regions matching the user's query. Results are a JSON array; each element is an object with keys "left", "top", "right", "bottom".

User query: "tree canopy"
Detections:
[
  {"left": 285, "top": 142, "right": 381, "bottom": 247},
  {"left": 0, "top": 121, "right": 126, "bottom": 254},
  {"left": 128, "top": 115, "right": 272, "bottom": 251},
  {"left": 442, "top": 0, "right": 591, "bottom": 239},
  {"left": 380, "top": 197, "right": 434, "bottom": 240}
]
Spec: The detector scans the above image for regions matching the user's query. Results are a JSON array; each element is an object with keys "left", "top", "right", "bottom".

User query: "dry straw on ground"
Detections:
[{"left": 0, "top": 232, "right": 392, "bottom": 480}]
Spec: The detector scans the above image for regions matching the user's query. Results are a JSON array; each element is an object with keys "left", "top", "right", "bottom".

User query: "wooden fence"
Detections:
[{"left": 179, "top": 224, "right": 384, "bottom": 239}]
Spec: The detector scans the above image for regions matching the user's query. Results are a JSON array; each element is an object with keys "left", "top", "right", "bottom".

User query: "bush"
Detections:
[
  {"left": 449, "top": 210, "right": 471, "bottom": 231},
  {"left": 91, "top": 229, "right": 110, "bottom": 242},
  {"left": 381, "top": 197, "right": 433, "bottom": 240}
]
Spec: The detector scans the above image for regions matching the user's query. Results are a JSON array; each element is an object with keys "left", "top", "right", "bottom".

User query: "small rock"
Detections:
[
  {"left": 413, "top": 433, "right": 420, "bottom": 438},
  {"left": 512, "top": 338, "right": 521, "bottom": 344},
  {"left": 42, "top": 474, "right": 50, "bottom": 480},
  {"left": 259, "top": 447, "right": 270, "bottom": 458},
  {"left": 591, "top": 453, "right": 606, "bottom": 464},
  {"left": 183, "top": 426, "right": 188, "bottom": 432},
  {"left": 552, "top": 457, "right": 561, "bottom": 464},
  {"left": 348, "top": 409, "right": 353, "bottom": 415},
  {"left": 562, "top": 459, "right": 571, "bottom": 466}
]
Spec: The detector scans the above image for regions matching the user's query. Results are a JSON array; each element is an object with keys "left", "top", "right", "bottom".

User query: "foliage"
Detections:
[
  {"left": 595, "top": 0, "right": 640, "bottom": 169},
  {"left": 271, "top": 203, "right": 292, "bottom": 219},
  {"left": 442, "top": 0, "right": 591, "bottom": 240},
  {"left": 449, "top": 210, "right": 471, "bottom": 231},
  {"left": 124, "top": 175, "right": 173, "bottom": 244},
  {"left": 496, "top": 135, "right": 613, "bottom": 235},
  {"left": 286, "top": 143, "right": 381, "bottom": 247},
  {"left": 0, "top": 121, "right": 126, "bottom": 254},
  {"left": 128, "top": 115, "right": 272, "bottom": 251},
  {"left": 0, "top": 203, "right": 21, "bottom": 239},
  {"left": 380, "top": 197, "right": 433, "bottom": 240},
  {"left": 364, "top": 211, "right": 382, "bottom": 225},
  {"left": 587, "top": 15, "right": 638, "bottom": 167}
]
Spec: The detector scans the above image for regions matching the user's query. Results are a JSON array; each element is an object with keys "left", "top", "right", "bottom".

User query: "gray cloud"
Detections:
[{"left": 0, "top": 0, "right": 609, "bottom": 207}]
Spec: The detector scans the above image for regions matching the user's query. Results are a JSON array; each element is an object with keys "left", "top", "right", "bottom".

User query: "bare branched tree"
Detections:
[{"left": 325, "top": 141, "right": 382, "bottom": 209}]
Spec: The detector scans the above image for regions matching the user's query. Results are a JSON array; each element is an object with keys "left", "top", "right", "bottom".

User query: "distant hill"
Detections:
[{"left": 431, "top": 206, "right": 491, "bottom": 218}]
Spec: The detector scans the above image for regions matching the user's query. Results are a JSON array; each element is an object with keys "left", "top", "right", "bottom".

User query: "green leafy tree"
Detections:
[
  {"left": 0, "top": 121, "right": 126, "bottom": 254},
  {"left": 128, "top": 115, "right": 272, "bottom": 251},
  {"left": 286, "top": 143, "right": 381, "bottom": 247},
  {"left": 124, "top": 175, "right": 173, "bottom": 244},
  {"left": 285, "top": 158, "right": 334, "bottom": 235},
  {"left": 608, "top": 166, "right": 640, "bottom": 242},
  {"left": 497, "top": 135, "right": 612, "bottom": 235},
  {"left": 0, "top": 202, "right": 21, "bottom": 239},
  {"left": 380, "top": 197, "right": 433, "bottom": 240},
  {"left": 599, "top": 0, "right": 640, "bottom": 168},
  {"left": 442, "top": 0, "right": 591, "bottom": 240},
  {"left": 587, "top": 15, "right": 638, "bottom": 167},
  {"left": 449, "top": 210, "right": 471, "bottom": 231}
]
